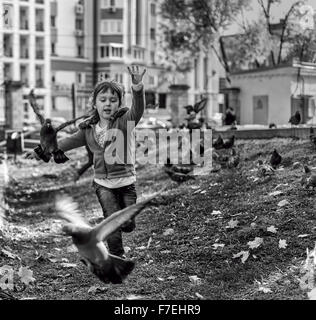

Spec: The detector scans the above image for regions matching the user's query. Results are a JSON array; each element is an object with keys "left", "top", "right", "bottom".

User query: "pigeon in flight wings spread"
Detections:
[
  {"left": 28, "top": 89, "right": 90, "bottom": 163},
  {"left": 55, "top": 187, "right": 166, "bottom": 284}
]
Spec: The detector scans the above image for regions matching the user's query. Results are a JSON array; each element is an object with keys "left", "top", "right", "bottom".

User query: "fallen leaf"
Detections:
[
  {"left": 136, "top": 246, "right": 147, "bottom": 251},
  {"left": 163, "top": 228, "right": 175, "bottom": 236},
  {"left": 147, "top": 237, "right": 153, "bottom": 249},
  {"left": 88, "top": 286, "right": 107, "bottom": 294},
  {"left": 167, "top": 276, "right": 176, "bottom": 280},
  {"left": 308, "top": 288, "right": 316, "bottom": 300},
  {"left": 233, "top": 251, "right": 250, "bottom": 264},
  {"left": 274, "top": 183, "right": 289, "bottom": 190},
  {"left": 126, "top": 295, "right": 144, "bottom": 300},
  {"left": 269, "top": 191, "right": 283, "bottom": 197},
  {"left": 279, "top": 240, "right": 288, "bottom": 249},
  {"left": 226, "top": 219, "right": 239, "bottom": 229},
  {"left": 248, "top": 238, "right": 264, "bottom": 250},
  {"left": 298, "top": 234, "right": 310, "bottom": 238},
  {"left": 160, "top": 250, "right": 171, "bottom": 254},
  {"left": 195, "top": 292, "right": 205, "bottom": 300},
  {"left": 258, "top": 286, "right": 272, "bottom": 293},
  {"left": 157, "top": 277, "right": 165, "bottom": 282},
  {"left": 211, "top": 210, "right": 222, "bottom": 216},
  {"left": 267, "top": 226, "right": 278, "bottom": 234},
  {"left": 124, "top": 246, "right": 131, "bottom": 254},
  {"left": 278, "top": 200, "right": 290, "bottom": 207},
  {"left": 60, "top": 263, "right": 77, "bottom": 268},
  {"left": 200, "top": 190, "right": 207, "bottom": 194},
  {"left": 66, "top": 245, "right": 78, "bottom": 253},
  {"left": 212, "top": 243, "right": 225, "bottom": 250},
  {"left": 189, "top": 276, "right": 202, "bottom": 285},
  {"left": 18, "top": 267, "right": 36, "bottom": 285}
]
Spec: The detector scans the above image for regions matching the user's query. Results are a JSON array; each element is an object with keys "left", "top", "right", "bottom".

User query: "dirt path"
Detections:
[{"left": 1, "top": 140, "right": 316, "bottom": 300}]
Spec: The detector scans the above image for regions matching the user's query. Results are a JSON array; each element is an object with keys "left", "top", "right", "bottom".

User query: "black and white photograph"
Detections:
[{"left": 0, "top": 0, "right": 316, "bottom": 305}]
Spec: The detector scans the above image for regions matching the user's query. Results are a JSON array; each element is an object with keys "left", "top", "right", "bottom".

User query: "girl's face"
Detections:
[{"left": 95, "top": 88, "right": 120, "bottom": 121}]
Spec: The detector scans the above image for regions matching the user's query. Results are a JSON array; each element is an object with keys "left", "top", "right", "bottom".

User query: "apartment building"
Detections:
[
  {"left": 50, "top": 0, "right": 169, "bottom": 120},
  {"left": 1, "top": 0, "right": 51, "bottom": 125}
]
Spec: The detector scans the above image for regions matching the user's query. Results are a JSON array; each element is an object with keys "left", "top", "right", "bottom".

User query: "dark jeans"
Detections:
[{"left": 94, "top": 182, "right": 137, "bottom": 257}]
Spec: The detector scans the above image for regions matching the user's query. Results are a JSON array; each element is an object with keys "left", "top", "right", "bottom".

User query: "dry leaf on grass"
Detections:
[
  {"left": 60, "top": 263, "right": 77, "bottom": 268},
  {"left": 233, "top": 251, "right": 250, "bottom": 264},
  {"left": 278, "top": 200, "right": 290, "bottom": 207},
  {"left": 258, "top": 286, "right": 272, "bottom": 293},
  {"left": 18, "top": 267, "right": 36, "bottom": 285},
  {"left": 269, "top": 191, "right": 283, "bottom": 197},
  {"left": 279, "top": 239, "right": 288, "bottom": 249},
  {"left": 226, "top": 219, "right": 239, "bottom": 229},
  {"left": 267, "top": 226, "right": 278, "bottom": 233},
  {"left": 163, "top": 228, "right": 175, "bottom": 236},
  {"left": 248, "top": 238, "right": 264, "bottom": 250},
  {"left": 189, "top": 276, "right": 202, "bottom": 286},
  {"left": 308, "top": 288, "right": 316, "bottom": 300}
]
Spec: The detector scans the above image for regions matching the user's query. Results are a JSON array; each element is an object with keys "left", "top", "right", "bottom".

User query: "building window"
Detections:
[
  {"left": 20, "top": 65, "right": 29, "bottom": 86},
  {"left": 159, "top": 94, "right": 167, "bottom": 109},
  {"left": 4, "top": 63, "right": 12, "bottom": 81},
  {"left": 100, "top": 44, "right": 123, "bottom": 59},
  {"left": 100, "top": 20, "right": 123, "bottom": 34},
  {"left": 101, "top": 0, "right": 123, "bottom": 8},
  {"left": 148, "top": 75, "right": 156, "bottom": 86},
  {"left": 35, "top": 9, "right": 45, "bottom": 31},
  {"left": 35, "top": 65, "right": 44, "bottom": 88},
  {"left": 51, "top": 43, "right": 56, "bottom": 55},
  {"left": 51, "top": 16, "right": 56, "bottom": 27},
  {"left": 150, "top": 51, "right": 155, "bottom": 64},
  {"left": 4, "top": 34, "right": 13, "bottom": 57},
  {"left": 150, "top": 3, "right": 156, "bottom": 15},
  {"left": 36, "top": 37, "right": 44, "bottom": 59},
  {"left": 150, "top": 28, "right": 156, "bottom": 40},
  {"left": 114, "top": 74, "right": 123, "bottom": 83},
  {"left": 20, "top": 36, "right": 29, "bottom": 59},
  {"left": 98, "top": 72, "right": 110, "bottom": 82},
  {"left": 77, "top": 72, "right": 85, "bottom": 85},
  {"left": 52, "top": 97, "right": 56, "bottom": 111},
  {"left": 20, "top": 7, "right": 29, "bottom": 30},
  {"left": 77, "top": 45, "right": 83, "bottom": 57},
  {"left": 75, "top": 18, "right": 84, "bottom": 30}
]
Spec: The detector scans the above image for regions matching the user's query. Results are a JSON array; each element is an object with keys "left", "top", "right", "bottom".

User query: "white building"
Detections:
[
  {"left": 230, "top": 62, "right": 316, "bottom": 125},
  {"left": 1, "top": 0, "right": 51, "bottom": 124}
]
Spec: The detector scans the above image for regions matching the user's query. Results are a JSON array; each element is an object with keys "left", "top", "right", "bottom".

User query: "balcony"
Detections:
[
  {"left": 51, "top": 27, "right": 58, "bottom": 42},
  {"left": 75, "top": 4, "right": 84, "bottom": 15},
  {"left": 74, "top": 29, "right": 84, "bottom": 37}
]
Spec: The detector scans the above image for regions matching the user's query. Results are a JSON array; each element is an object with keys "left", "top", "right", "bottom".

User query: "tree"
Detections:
[
  {"left": 158, "top": 0, "right": 251, "bottom": 74},
  {"left": 158, "top": 0, "right": 250, "bottom": 119},
  {"left": 222, "top": 0, "right": 316, "bottom": 71}
]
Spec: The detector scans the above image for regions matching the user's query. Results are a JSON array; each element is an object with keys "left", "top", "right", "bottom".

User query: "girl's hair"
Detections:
[{"left": 79, "top": 80, "right": 126, "bottom": 129}]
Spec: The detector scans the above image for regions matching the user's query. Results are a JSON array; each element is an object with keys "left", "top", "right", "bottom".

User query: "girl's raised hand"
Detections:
[{"left": 127, "top": 65, "right": 146, "bottom": 85}]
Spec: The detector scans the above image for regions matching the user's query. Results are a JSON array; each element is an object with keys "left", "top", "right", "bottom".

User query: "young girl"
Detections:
[{"left": 27, "top": 65, "right": 146, "bottom": 258}]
